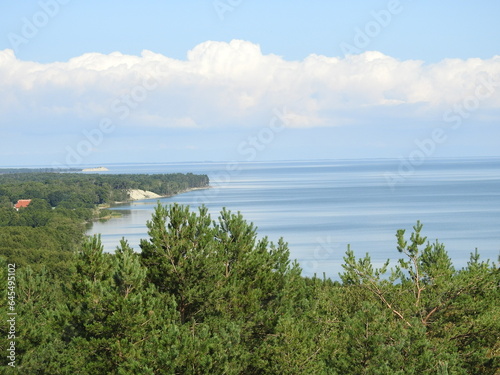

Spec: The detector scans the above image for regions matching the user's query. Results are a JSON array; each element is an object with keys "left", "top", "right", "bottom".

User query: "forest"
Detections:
[
  {"left": 0, "top": 172, "right": 209, "bottom": 277},
  {"left": 0, "top": 168, "right": 82, "bottom": 174},
  {"left": 0, "top": 173, "right": 498, "bottom": 374}
]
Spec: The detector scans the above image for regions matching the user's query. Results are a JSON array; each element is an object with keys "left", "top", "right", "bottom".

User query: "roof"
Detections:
[{"left": 15, "top": 199, "right": 32, "bottom": 209}]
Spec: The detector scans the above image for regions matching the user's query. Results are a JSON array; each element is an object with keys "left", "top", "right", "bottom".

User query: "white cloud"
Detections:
[{"left": 1, "top": 40, "right": 500, "bottom": 131}]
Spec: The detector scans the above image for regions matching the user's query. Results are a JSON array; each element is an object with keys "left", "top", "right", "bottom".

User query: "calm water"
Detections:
[{"left": 87, "top": 158, "right": 500, "bottom": 278}]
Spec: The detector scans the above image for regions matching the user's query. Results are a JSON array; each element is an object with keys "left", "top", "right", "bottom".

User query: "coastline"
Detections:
[
  {"left": 114, "top": 185, "right": 211, "bottom": 204},
  {"left": 94, "top": 186, "right": 211, "bottom": 222},
  {"left": 82, "top": 166, "right": 109, "bottom": 172},
  {"left": 128, "top": 185, "right": 211, "bottom": 201}
]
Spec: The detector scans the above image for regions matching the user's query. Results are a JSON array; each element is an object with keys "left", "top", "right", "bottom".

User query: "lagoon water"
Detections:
[{"left": 87, "top": 158, "right": 500, "bottom": 278}]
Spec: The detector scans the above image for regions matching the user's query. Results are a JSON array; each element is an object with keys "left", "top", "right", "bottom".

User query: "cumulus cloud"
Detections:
[{"left": 1, "top": 40, "right": 500, "bottom": 131}]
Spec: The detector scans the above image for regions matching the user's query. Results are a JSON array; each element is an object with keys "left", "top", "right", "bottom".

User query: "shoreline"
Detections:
[
  {"left": 113, "top": 185, "right": 212, "bottom": 204},
  {"left": 94, "top": 186, "right": 211, "bottom": 222},
  {"left": 128, "top": 185, "right": 212, "bottom": 202}
]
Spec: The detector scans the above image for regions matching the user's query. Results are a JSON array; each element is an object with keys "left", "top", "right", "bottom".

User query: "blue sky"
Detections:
[{"left": 1, "top": 0, "right": 499, "bottom": 167}]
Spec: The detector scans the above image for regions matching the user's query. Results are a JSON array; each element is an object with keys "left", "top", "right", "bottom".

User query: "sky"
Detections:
[{"left": 1, "top": 0, "right": 499, "bottom": 167}]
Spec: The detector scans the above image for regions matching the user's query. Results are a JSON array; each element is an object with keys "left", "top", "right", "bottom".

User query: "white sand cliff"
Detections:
[
  {"left": 127, "top": 189, "right": 162, "bottom": 200},
  {"left": 82, "top": 167, "right": 109, "bottom": 172}
]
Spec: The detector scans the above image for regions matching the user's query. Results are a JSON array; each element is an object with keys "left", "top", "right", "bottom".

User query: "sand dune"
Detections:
[{"left": 127, "top": 189, "right": 162, "bottom": 200}]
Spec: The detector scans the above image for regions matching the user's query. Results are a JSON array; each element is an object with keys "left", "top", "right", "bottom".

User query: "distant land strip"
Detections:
[{"left": 0, "top": 167, "right": 83, "bottom": 174}]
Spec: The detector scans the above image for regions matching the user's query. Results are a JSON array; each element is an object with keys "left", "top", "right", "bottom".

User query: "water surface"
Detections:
[{"left": 87, "top": 158, "right": 500, "bottom": 278}]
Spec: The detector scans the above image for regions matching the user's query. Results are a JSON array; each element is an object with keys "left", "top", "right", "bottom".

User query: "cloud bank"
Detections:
[{"left": 1, "top": 40, "right": 500, "bottom": 131}]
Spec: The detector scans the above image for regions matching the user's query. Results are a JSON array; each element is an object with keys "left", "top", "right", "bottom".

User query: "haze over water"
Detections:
[{"left": 87, "top": 158, "right": 500, "bottom": 278}]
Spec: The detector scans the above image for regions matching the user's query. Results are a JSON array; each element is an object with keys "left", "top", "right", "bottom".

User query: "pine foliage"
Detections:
[{"left": 0, "top": 206, "right": 498, "bottom": 374}]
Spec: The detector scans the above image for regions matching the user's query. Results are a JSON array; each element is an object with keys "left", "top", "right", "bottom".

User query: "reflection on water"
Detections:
[{"left": 87, "top": 158, "right": 500, "bottom": 278}]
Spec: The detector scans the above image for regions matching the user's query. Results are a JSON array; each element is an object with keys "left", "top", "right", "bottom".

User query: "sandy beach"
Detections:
[{"left": 127, "top": 186, "right": 211, "bottom": 201}]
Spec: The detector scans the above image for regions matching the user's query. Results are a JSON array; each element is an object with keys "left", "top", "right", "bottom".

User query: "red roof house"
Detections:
[{"left": 15, "top": 199, "right": 32, "bottom": 210}]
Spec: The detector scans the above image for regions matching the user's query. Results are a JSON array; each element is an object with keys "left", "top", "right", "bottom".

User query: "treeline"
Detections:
[
  {"left": 0, "top": 168, "right": 82, "bottom": 174},
  {"left": 0, "top": 172, "right": 209, "bottom": 207},
  {"left": 0, "top": 172, "right": 209, "bottom": 277},
  {"left": 0, "top": 205, "right": 498, "bottom": 374}
]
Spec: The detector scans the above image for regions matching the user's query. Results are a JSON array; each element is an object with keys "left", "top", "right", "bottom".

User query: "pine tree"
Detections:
[
  {"left": 338, "top": 221, "right": 485, "bottom": 373},
  {"left": 63, "top": 235, "right": 179, "bottom": 374},
  {"left": 140, "top": 203, "right": 301, "bottom": 373},
  {"left": 0, "top": 259, "right": 69, "bottom": 374}
]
